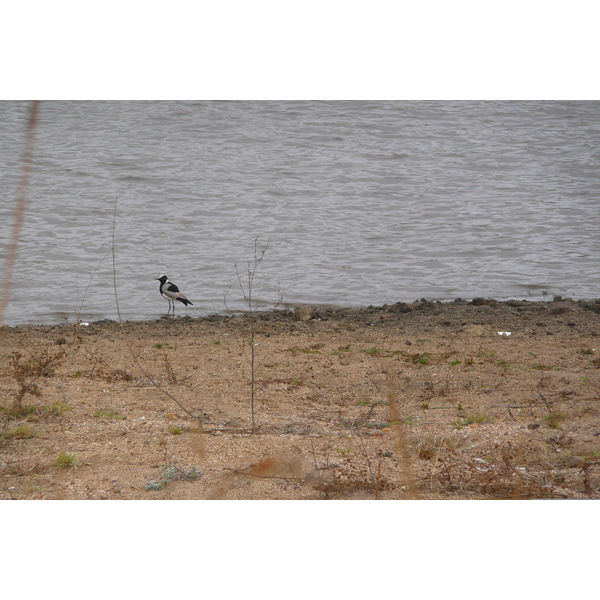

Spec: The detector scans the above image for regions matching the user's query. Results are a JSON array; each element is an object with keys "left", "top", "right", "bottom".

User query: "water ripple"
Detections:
[{"left": 1, "top": 101, "right": 599, "bottom": 325}]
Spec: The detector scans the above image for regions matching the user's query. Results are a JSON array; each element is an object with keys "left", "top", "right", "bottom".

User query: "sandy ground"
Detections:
[{"left": 1, "top": 297, "right": 599, "bottom": 500}]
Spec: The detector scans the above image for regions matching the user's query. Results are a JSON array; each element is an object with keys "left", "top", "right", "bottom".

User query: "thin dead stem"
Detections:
[
  {"left": 77, "top": 248, "right": 111, "bottom": 319},
  {"left": 231, "top": 237, "right": 283, "bottom": 432},
  {"left": 235, "top": 238, "right": 268, "bottom": 431}
]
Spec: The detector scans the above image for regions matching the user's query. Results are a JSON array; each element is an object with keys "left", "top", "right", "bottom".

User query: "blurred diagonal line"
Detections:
[{"left": 0, "top": 101, "right": 40, "bottom": 325}]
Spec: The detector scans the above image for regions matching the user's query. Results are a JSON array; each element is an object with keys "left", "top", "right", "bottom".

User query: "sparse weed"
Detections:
[
  {"left": 145, "top": 464, "right": 201, "bottom": 490},
  {"left": 496, "top": 359, "right": 513, "bottom": 371},
  {"left": 361, "top": 347, "right": 380, "bottom": 356},
  {"left": 5, "top": 346, "right": 72, "bottom": 415},
  {"left": 333, "top": 344, "right": 352, "bottom": 354},
  {"left": 411, "top": 353, "right": 430, "bottom": 365},
  {"left": 453, "top": 413, "right": 489, "bottom": 429},
  {"left": 335, "top": 447, "right": 352, "bottom": 456},
  {"left": 1, "top": 400, "right": 72, "bottom": 419},
  {"left": 544, "top": 410, "right": 567, "bottom": 429},
  {"left": 94, "top": 409, "right": 124, "bottom": 419},
  {"left": 365, "top": 421, "right": 389, "bottom": 429},
  {"left": 144, "top": 480, "right": 163, "bottom": 491},
  {"left": 55, "top": 452, "right": 75, "bottom": 468},
  {"left": 1, "top": 403, "right": 37, "bottom": 418},
  {"left": 3, "top": 424, "right": 36, "bottom": 439},
  {"left": 99, "top": 368, "right": 134, "bottom": 383},
  {"left": 41, "top": 401, "right": 73, "bottom": 416},
  {"left": 412, "top": 437, "right": 438, "bottom": 460},
  {"left": 285, "top": 346, "right": 320, "bottom": 355},
  {"left": 163, "top": 353, "right": 178, "bottom": 384},
  {"left": 10, "top": 347, "right": 67, "bottom": 379}
]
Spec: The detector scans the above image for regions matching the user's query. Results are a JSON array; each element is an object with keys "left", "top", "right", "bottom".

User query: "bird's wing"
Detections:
[{"left": 166, "top": 282, "right": 181, "bottom": 293}]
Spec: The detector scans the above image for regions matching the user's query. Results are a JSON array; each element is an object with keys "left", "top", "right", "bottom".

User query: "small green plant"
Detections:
[
  {"left": 411, "top": 353, "right": 430, "bottom": 365},
  {"left": 332, "top": 345, "right": 351, "bottom": 354},
  {"left": 41, "top": 401, "right": 73, "bottom": 416},
  {"left": 153, "top": 343, "right": 164, "bottom": 349},
  {"left": 55, "top": 452, "right": 75, "bottom": 468},
  {"left": 94, "top": 409, "right": 124, "bottom": 419},
  {"left": 496, "top": 359, "right": 513, "bottom": 371},
  {"left": 365, "top": 421, "right": 389, "bottom": 429},
  {"left": 544, "top": 410, "right": 566, "bottom": 429},
  {"left": 403, "top": 416, "right": 417, "bottom": 427},
  {"left": 453, "top": 413, "right": 489, "bottom": 429},
  {"left": 1, "top": 401, "right": 72, "bottom": 419},
  {"left": 362, "top": 347, "right": 380, "bottom": 356},
  {"left": 285, "top": 346, "right": 319, "bottom": 355},
  {"left": 145, "top": 464, "right": 201, "bottom": 490},
  {"left": 479, "top": 349, "right": 496, "bottom": 358},
  {"left": 169, "top": 426, "right": 182, "bottom": 435},
  {"left": 144, "top": 480, "right": 163, "bottom": 491},
  {"left": 1, "top": 404, "right": 37, "bottom": 418},
  {"left": 449, "top": 359, "right": 462, "bottom": 367},
  {"left": 303, "top": 347, "right": 320, "bottom": 354},
  {"left": 3, "top": 424, "right": 36, "bottom": 439},
  {"left": 336, "top": 447, "right": 352, "bottom": 456}
]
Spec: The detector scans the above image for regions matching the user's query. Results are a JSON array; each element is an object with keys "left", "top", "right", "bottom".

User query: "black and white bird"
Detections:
[{"left": 155, "top": 274, "right": 193, "bottom": 317}]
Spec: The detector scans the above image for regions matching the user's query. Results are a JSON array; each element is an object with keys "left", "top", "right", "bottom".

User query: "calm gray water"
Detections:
[{"left": 1, "top": 101, "right": 599, "bottom": 326}]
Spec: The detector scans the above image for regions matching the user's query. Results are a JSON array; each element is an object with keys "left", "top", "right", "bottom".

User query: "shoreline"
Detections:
[{"left": 4, "top": 296, "right": 600, "bottom": 333}]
